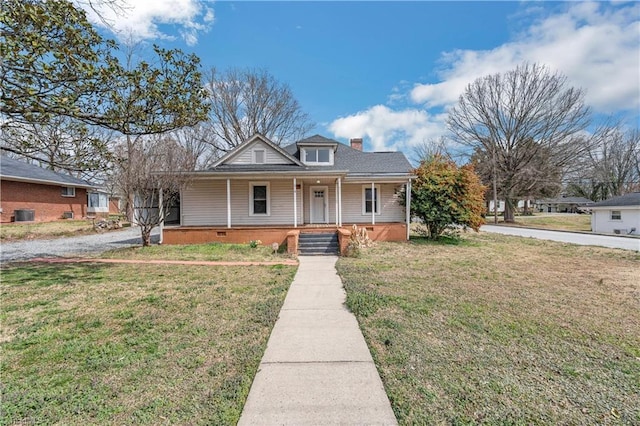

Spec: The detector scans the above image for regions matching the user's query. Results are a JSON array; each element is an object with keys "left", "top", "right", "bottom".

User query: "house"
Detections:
[
  {"left": 535, "top": 196, "right": 593, "bottom": 213},
  {"left": 0, "top": 156, "right": 100, "bottom": 223},
  {"left": 161, "top": 134, "right": 414, "bottom": 255},
  {"left": 590, "top": 192, "right": 640, "bottom": 235}
]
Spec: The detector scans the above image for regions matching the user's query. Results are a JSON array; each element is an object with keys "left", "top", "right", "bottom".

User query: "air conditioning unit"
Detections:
[
  {"left": 613, "top": 229, "right": 627, "bottom": 235},
  {"left": 62, "top": 211, "right": 74, "bottom": 219}
]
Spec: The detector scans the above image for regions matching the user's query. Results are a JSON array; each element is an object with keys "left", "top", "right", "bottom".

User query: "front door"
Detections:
[{"left": 310, "top": 186, "right": 328, "bottom": 224}]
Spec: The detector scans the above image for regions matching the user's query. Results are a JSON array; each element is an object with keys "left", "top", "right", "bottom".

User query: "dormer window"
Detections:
[
  {"left": 253, "top": 149, "right": 266, "bottom": 164},
  {"left": 302, "top": 148, "right": 333, "bottom": 165}
]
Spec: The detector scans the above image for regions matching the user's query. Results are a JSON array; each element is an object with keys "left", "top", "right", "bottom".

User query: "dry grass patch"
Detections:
[
  {"left": 1, "top": 261, "right": 296, "bottom": 425},
  {"left": 0, "top": 219, "right": 123, "bottom": 241},
  {"left": 337, "top": 233, "right": 639, "bottom": 425},
  {"left": 494, "top": 213, "right": 592, "bottom": 232},
  {"left": 99, "top": 242, "right": 290, "bottom": 262}
]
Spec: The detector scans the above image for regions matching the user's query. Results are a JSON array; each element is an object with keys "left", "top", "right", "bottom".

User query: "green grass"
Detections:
[
  {"left": 99, "top": 241, "right": 290, "bottom": 262},
  {"left": 337, "top": 232, "right": 640, "bottom": 425},
  {"left": 492, "top": 213, "right": 592, "bottom": 232},
  {"left": 1, "top": 261, "right": 297, "bottom": 425}
]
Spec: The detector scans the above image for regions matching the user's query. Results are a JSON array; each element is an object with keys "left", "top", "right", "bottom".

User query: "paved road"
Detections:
[
  {"left": 1, "top": 227, "right": 160, "bottom": 264},
  {"left": 481, "top": 225, "right": 640, "bottom": 251}
]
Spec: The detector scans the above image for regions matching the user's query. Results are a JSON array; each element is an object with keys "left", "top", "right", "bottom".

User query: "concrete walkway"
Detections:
[{"left": 239, "top": 256, "right": 397, "bottom": 425}]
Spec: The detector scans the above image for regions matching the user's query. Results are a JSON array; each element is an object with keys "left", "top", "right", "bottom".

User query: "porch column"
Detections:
[
  {"left": 371, "top": 181, "right": 375, "bottom": 225},
  {"left": 226, "top": 179, "right": 231, "bottom": 228},
  {"left": 335, "top": 179, "right": 338, "bottom": 226},
  {"left": 293, "top": 177, "right": 298, "bottom": 228},
  {"left": 338, "top": 177, "right": 342, "bottom": 227},
  {"left": 406, "top": 179, "right": 412, "bottom": 240},
  {"left": 158, "top": 187, "right": 164, "bottom": 244}
]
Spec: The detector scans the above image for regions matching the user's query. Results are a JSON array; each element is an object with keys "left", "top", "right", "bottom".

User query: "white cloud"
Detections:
[
  {"left": 330, "top": 2, "right": 639, "bottom": 153},
  {"left": 411, "top": 2, "right": 640, "bottom": 113},
  {"left": 79, "top": 0, "right": 214, "bottom": 46},
  {"left": 329, "top": 105, "right": 446, "bottom": 152}
]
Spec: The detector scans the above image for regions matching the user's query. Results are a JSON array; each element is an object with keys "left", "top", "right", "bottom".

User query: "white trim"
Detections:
[
  {"left": 335, "top": 180, "right": 339, "bottom": 226},
  {"left": 61, "top": 186, "right": 76, "bottom": 197},
  {"left": 362, "top": 184, "right": 380, "bottom": 218},
  {"left": 249, "top": 181, "right": 270, "bottom": 216},
  {"left": 610, "top": 210, "right": 622, "bottom": 221},
  {"left": 293, "top": 177, "right": 298, "bottom": 228},
  {"left": 226, "top": 179, "right": 231, "bottom": 228},
  {"left": 301, "top": 147, "right": 334, "bottom": 166},
  {"left": 309, "top": 185, "right": 329, "bottom": 224},
  {"left": 338, "top": 177, "right": 342, "bottom": 227},
  {"left": 371, "top": 182, "right": 375, "bottom": 225},
  {"left": 253, "top": 148, "right": 266, "bottom": 164}
]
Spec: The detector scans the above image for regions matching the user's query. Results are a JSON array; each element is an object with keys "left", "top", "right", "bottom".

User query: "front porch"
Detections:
[{"left": 161, "top": 222, "right": 408, "bottom": 256}]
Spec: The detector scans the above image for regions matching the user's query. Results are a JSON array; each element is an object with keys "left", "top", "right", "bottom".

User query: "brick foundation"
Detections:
[
  {"left": 162, "top": 223, "right": 408, "bottom": 255},
  {"left": 1, "top": 180, "right": 88, "bottom": 223}
]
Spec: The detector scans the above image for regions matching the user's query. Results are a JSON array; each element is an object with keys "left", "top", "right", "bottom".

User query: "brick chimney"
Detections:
[{"left": 350, "top": 138, "right": 363, "bottom": 151}]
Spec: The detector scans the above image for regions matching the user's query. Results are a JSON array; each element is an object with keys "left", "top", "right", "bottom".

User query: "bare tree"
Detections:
[
  {"left": 204, "top": 67, "right": 314, "bottom": 151},
  {"left": 447, "top": 63, "right": 591, "bottom": 222},
  {"left": 171, "top": 124, "right": 219, "bottom": 170},
  {"left": 411, "top": 137, "right": 450, "bottom": 165},
  {"left": 588, "top": 126, "right": 639, "bottom": 196},
  {"left": 112, "top": 136, "right": 194, "bottom": 246},
  {"left": 0, "top": 117, "right": 113, "bottom": 181}
]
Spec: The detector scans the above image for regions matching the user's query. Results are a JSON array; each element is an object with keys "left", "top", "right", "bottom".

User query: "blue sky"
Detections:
[{"left": 83, "top": 1, "right": 640, "bottom": 153}]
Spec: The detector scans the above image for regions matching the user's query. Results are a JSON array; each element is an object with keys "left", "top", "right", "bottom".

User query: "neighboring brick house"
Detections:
[{"left": 0, "top": 156, "right": 100, "bottom": 223}]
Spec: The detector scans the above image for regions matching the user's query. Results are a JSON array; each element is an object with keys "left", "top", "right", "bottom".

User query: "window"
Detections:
[
  {"left": 253, "top": 149, "right": 265, "bottom": 164},
  {"left": 303, "top": 148, "right": 332, "bottom": 165},
  {"left": 250, "top": 182, "right": 270, "bottom": 215},
  {"left": 611, "top": 210, "right": 622, "bottom": 220},
  {"left": 88, "top": 193, "right": 108, "bottom": 208},
  {"left": 61, "top": 186, "right": 75, "bottom": 197},
  {"left": 362, "top": 186, "right": 380, "bottom": 214}
]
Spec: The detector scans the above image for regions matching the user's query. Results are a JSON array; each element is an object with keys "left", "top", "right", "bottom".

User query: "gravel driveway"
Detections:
[{"left": 1, "top": 226, "right": 160, "bottom": 264}]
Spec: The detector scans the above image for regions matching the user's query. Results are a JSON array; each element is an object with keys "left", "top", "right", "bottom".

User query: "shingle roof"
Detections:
[
  {"left": 296, "top": 135, "right": 340, "bottom": 145},
  {"left": 590, "top": 192, "right": 640, "bottom": 208},
  {"left": 282, "top": 137, "right": 412, "bottom": 175},
  {"left": 0, "top": 156, "right": 96, "bottom": 188}
]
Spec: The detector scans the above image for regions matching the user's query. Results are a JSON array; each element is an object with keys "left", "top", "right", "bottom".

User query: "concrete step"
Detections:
[{"left": 298, "top": 232, "right": 339, "bottom": 256}]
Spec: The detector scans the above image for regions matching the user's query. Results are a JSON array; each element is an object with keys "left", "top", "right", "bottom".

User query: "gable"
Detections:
[
  {"left": 211, "top": 134, "right": 303, "bottom": 168},
  {"left": 226, "top": 139, "right": 296, "bottom": 165}
]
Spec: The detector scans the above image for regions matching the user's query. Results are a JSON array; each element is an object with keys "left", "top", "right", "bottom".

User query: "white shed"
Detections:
[{"left": 590, "top": 192, "right": 640, "bottom": 235}]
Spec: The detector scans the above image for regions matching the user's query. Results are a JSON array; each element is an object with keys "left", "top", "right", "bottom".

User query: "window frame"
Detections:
[
  {"left": 362, "top": 185, "right": 381, "bottom": 215},
  {"left": 61, "top": 186, "right": 76, "bottom": 197},
  {"left": 302, "top": 147, "right": 333, "bottom": 165},
  {"left": 253, "top": 149, "right": 266, "bottom": 164},
  {"left": 249, "top": 182, "right": 271, "bottom": 216},
  {"left": 610, "top": 210, "right": 622, "bottom": 221}
]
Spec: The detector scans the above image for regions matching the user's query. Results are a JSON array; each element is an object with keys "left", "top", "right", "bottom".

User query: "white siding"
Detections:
[
  {"left": 591, "top": 208, "right": 640, "bottom": 235},
  {"left": 341, "top": 183, "right": 405, "bottom": 223},
  {"left": 181, "top": 180, "right": 227, "bottom": 226},
  {"left": 227, "top": 141, "right": 293, "bottom": 165},
  {"left": 181, "top": 179, "right": 302, "bottom": 226}
]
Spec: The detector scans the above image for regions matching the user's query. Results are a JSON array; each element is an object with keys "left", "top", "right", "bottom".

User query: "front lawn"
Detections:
[
  {"left": 1, "top": 260, "right": 296, "bottom": 424},
  {"left": 99, "top": 241, "right": 289, "bottom": 262},
  {"left": 492, "top": 213, "right": 591, "bottom": 232},
  {"left": 336, "top": 232, "right": 639, "bottom": 424}
]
